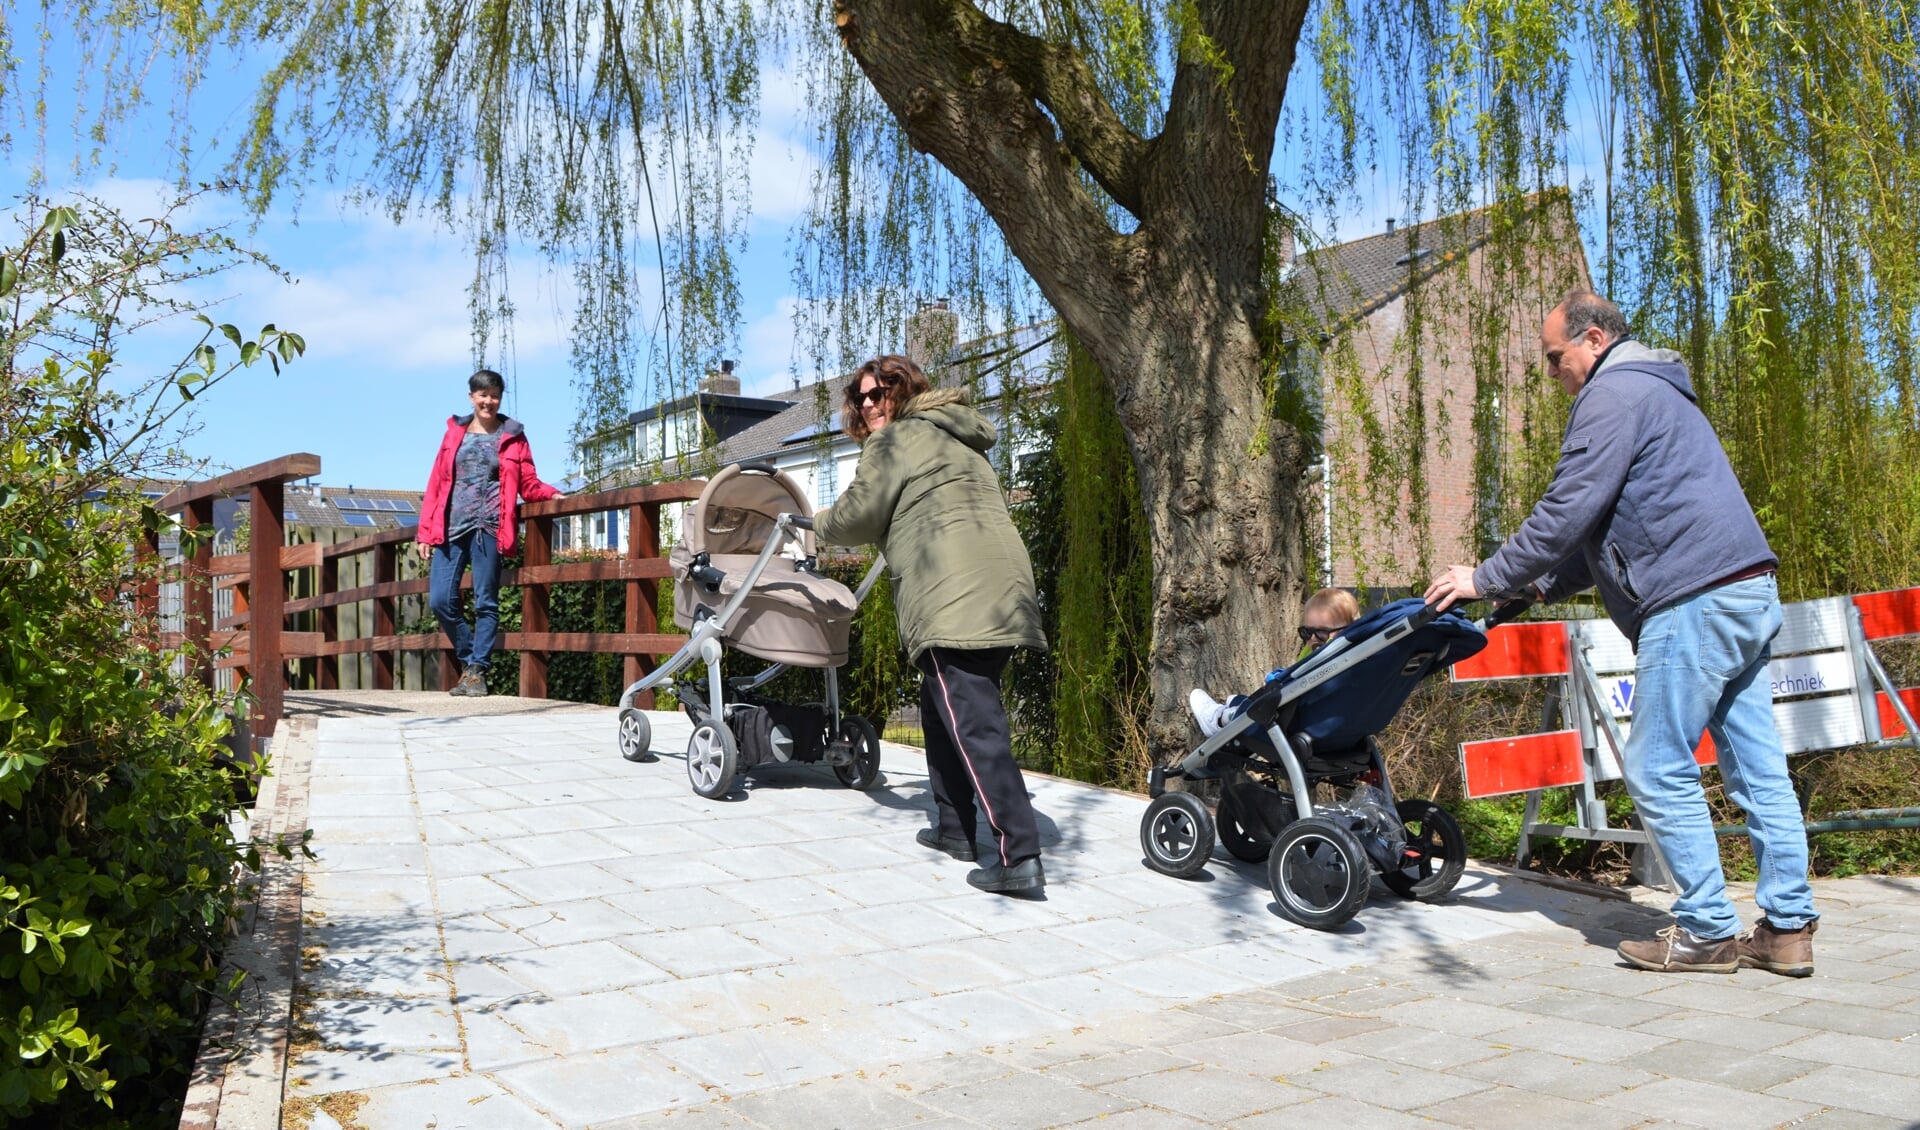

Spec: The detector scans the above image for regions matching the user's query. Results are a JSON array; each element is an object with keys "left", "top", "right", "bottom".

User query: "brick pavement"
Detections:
[{"left": 252, "top": 696, "right": 1920, "bottom": 1130}]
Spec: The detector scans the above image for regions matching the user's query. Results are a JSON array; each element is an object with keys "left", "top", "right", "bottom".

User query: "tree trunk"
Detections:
[{"left": 835, "top": 0, "right": 1312, "bottom": 763}]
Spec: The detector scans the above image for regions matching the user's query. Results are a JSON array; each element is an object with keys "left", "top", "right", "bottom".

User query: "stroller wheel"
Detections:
[
  {"left": 833, "top": 716, "right": 883, "bottom": 791},
  {"left": 617, "top": 707, "right": 656, "bottom": 763},
  {"left": 686, "top": 717, "right": 740, "bottom": 799},
  {"left": 1215, "top": 787, "right": 1273, "bottom": 864},
  {"left": 1140, "top": 791, "right": 1214, "bottom": 879},
  {"left": 1267, "top": 815, "right": 1369, "bottom": 930},
  {"left": 1380, "top": 799, "right": 1466, "bottom": 901}
]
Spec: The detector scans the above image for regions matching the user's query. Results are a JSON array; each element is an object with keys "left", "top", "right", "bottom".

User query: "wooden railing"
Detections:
[{"left": 139, "top": 453, "right": 704, "bottom": 746}]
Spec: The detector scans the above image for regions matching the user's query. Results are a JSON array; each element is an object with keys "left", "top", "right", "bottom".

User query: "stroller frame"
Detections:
[
  {"left": 612, "top": 463, "right": 888, "bottom": 799},
  {"left": 1141, "top": 600, "right": 1517, "bottom": 930}
]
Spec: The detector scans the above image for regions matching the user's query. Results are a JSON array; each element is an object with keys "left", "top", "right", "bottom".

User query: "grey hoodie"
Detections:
[{"left": 1473, "top": 340, "right": 1776, "bottom": 646}]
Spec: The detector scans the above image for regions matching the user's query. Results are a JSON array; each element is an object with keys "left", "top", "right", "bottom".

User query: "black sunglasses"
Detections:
[
  {"left": 1297, "top": 625, "right": 1338, "bottom": 643},
  {"left": 852, "top": 377, "right": 899, "bottom": 408}
]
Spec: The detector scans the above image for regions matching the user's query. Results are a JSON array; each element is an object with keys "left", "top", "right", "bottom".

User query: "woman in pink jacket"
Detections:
[{"left": 416, "top": 370, "right": 563, "bottom": 696}]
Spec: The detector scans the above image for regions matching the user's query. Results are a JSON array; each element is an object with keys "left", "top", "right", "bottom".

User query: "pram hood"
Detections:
[
  {"left": 1272, "top": 597, "right": 1488, "bottom": 752},
  {"left": 672, "top": 463, "right": 856, "bottom": 668}
]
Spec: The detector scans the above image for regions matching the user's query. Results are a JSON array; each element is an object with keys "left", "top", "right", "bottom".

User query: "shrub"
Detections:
[{"left": 1, "top": 192, "right": 304, "bottom": 1127}]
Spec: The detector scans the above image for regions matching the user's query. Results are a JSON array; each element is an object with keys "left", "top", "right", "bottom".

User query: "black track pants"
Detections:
[{"left": 916, "top": 646, "right": 1040, "bottom": 867}]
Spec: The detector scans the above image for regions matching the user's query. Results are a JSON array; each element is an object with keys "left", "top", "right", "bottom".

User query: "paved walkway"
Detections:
[{"left": 269, "top": 697, "right": 1920, "bottom": 1130}]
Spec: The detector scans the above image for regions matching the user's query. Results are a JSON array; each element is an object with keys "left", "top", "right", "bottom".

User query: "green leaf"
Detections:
[
  {"left": 220, "top": 324, "right": 243, "bottom": 347},
  {"left": 0, "top": 258, "right": 16, "bottom": 297},
  {"left": 49, "top": 230, "right": 65, "bottom": 264}
]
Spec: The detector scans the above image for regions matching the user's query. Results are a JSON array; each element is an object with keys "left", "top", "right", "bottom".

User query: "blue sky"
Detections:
[{"left": 6, "top": 26, "right": 1610, "bottom": 494}]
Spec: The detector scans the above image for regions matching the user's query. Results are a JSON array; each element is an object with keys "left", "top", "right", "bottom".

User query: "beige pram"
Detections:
[{"left": 615, "top": 461, "right": 886, "bottom": 799}]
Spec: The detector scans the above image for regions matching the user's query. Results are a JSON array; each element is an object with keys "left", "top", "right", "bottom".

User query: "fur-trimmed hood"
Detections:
[{"left": 896, "top": 387, "right": 995, "bottom": 453}]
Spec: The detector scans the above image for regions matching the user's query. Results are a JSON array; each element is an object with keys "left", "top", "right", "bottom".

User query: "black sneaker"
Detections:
[
  {"left": 967, "top": 856, "right": 1045, "bottom": 895},
  {"left": 916, "top": 828, "right": 977, "bottom": 863}
]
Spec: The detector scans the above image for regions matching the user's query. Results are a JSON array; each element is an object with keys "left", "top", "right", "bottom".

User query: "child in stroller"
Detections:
[
  {"left": 1189, "top": 587, "right": 1360, "bottom": 736},
  {"left": 1141, "top": 597, "right": 1519, "bottom": 930}
]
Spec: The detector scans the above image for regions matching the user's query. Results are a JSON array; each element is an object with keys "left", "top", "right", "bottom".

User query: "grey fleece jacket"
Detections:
[{"left": 1473, "top": 340, "right": 1776, "bottom": 646}]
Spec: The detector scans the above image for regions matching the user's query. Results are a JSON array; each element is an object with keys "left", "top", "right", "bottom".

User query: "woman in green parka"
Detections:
[{"left": 812, "top": 354, "right": 1048, "bottom": 895}]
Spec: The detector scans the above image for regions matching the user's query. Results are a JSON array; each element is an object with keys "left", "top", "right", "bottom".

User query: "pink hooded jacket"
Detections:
[{"left": 417, "top": 415, "right": 562, "bottom": 554}]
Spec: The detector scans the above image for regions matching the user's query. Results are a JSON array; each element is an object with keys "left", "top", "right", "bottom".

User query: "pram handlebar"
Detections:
[
  {"left": 1482, "top": 596, "right": 1533, "bottom": 629},
  {"left": 779, "top": 512, "right": 815, "bottom": 532},
  {"left": 734, "top": 459, "right": 781, "bottom": 476}
]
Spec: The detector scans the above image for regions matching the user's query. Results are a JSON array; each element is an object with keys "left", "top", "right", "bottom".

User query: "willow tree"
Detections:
[{"left": 12, "top": 0, "right": 1918, "bottom": 764}]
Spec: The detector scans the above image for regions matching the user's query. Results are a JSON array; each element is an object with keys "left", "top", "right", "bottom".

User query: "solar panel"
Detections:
[{"left": 343, "top": 513, "right": 378, "bottom": 527}]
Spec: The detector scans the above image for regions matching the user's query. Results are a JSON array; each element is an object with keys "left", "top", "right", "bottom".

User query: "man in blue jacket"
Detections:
[{"left": 1425, "top": 290, "right": 1818, "bottom": 976}]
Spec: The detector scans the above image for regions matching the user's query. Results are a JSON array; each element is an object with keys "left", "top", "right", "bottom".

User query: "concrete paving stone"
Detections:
[
  {"left": 1226, "top": 1093, "right": 1445, "bottom": 1130},
  {"left": 704, "top": 844, "right": 837, "bottom": 881},
  {"left": 1046, "top": 915, "right": 1191, "bottom": 961},
  {"left": 493, "top": 862, "right": 638, "bottom": 903},
  {"left": 1635, "top": 977, "right": 1808, "bottom": 1018},
  {"left": 496, "top": 778, "right": 624, "bottom": 808},
  {"left": 733, "top": 911, "right": 890, "bottom": 961},
  {"left": 490, "top": 989, "right": 695, "bottom": 1054},
  {"left": 623, "top": 924, "right": 787, "bottom": 978},
  {"left": 652, "top": 1023, "right": 854, "bottom": 1092},
  {"left": 1798, "top": 954, "right": 1917, "bottom": 984},
  {"left": 724, "top": 1074, "right": 942, "bottom": 1130},
  {"left": 865, "top": 1053, "right": 1021, "bottom": 1099},
  {"left": 1776, "top": 1111, "right": 1916, "bottom": 1130},
  {"left": 449, "top": 959, "right": 543, "bottom": 1007},
  {"left": 493, "top": 1044, "right": 714, "bottom": 1126},
  {"left": 987, "top": 1023, "right": 1150, "bottom": 1071},
  {"left": 438, "top": 873, "right": 537, "bottom": 914},
  {"left": 919, "top": 889, "right": 1079, "bottom": 931},
  {"left": 1453, "top": 1049, "right": 1661, "bottom": 1102},
  {"left": 1614, "top": 1041, "right": 1816, "bottom": 1092},
  {"left": 1320, "top": 1024, "right": 1510, "bottom": 1071},
  {"left": 601, "top": 856, "right": 744, "bottom": 891},
  {"left": 304, "top": 908, "right": 442, "bottom": 956},
  {"left": 496, "top": 830, "right": 630, "bottom": 868},
  {"left": 1281, "top": 1057, "right": 1493, "bottom": 1110},
  {"left": 418, "top": 787, "right": 525, "bottom": 816},
  {"left": 999, "top": 972, "right": 1170, "bottom": 1022},
  {"left": 917, "top": 1067, "right": 1138, "bottom": 1129},
  {"left": 1766, "top": 1062, "right": 1920, "bottom": 1121},
  {"left": 304, "top": 950, "right": 448, "bottom": 999},
  {"left": 1257, "top": 1013, "right": 1395, "bottom": 1045},
  {"left": 490, "top": 939, "right": 673, "bottom": 996},
  {"left": 1762, "top": 973, "right": 1920, "bottom": 1010},
  {"left": 1761, "top": 999, "right": 1920, "bottom": 1040},
  {"left": 588, "top": 1102, "right": 769, "bottom": 1129},
  {"left": 871, "top": 943, "right": 1022, "bottom": 994},
  {"left": 1770, "top": 1030, "right": 1920, "bottom": 1076},
  {"left": 1508, "top": 986, "right": 1679, "bottom": 1029},
  {"left": 1597, "top": 1075, "right": 1824, "bottom": 1129},
  {"left": 460, "top": 1008, "right": 557, "bottom": 1071},
  {"left": 1489, "top": 1014, "right": 1677, "bottom": 1062},
  {"left": 352, "top": 1073, "right": 561, "bottom": 1130},
  {"left": 603, "top": 886, "right": 761, "bottom": 933},
  {"left": 1174, "top": 993, "right": 1323, "bottom": 1032},
  {"left": 1074, "top": 871, "right": 1225, "bottom": 911},
  {"left": 305, "top": 787, "right": 414, "bottom": 820},
  {"left": 1098, "top": 1062, "right": 1330, "bottom": 1123},
  {"left": 1166, "top": 1029, "right": 1361, "bottom": 1081},
  {"left": 1370, "top": 995, "right": 1537, "bottom": 1039},
  {"left": 1627, "top": 1011, "right": 1819, "bottom": 1052},
  {"left": 948, "top": 927, "right": 1114, "bottom": 979},
  {"left": 442, "top": 912, "right": 543, "bottom": 962},
  {"left": 310, "top": 771, "right": 416, "bottom": 796},
  {"left": 304, "top": 997, "right": 461, "bottom": 1052},
  {"left": 825, "top": 865, "right": 961, "bottom": 910},
  {"left": 493, "top": 899, "right": 650, "bottom": 947},
  {"left": 716, "top": 876, "right": 861, "bottom": 918},
  {"left": 1262, "top": 967, "right": 1393, "bottom": 1001},
  {"left": 903, "top": 987, "right": 1076, "bottom": 1044},
  {"left": 1041, "top": 1047, "right": 1196, "bottom": 1086},
  {"left": 1096, "top": 953, "right": 1264, "bottom": 1000},
  {"left": 286, "top": 1047, "right": 465, "bottom": 1096},
  {"left": 589, "top": 820, "right": 732, "bottom": 858},
  {"left": 431, "top": 840, "right": 538, "bottom": 879},
  {"left": 801, "top": 1000, "right": 978, "bottom": 1064},
  {"left": 789, "top": 832, "right": 920, "bottom": 872},
  {"left": 626, "top": 972, "right": 790, "bottom": 1036},
  {"left": 311, "top": 842, "right": 432, "bottom": 875},
  {"left": 413, "top": 766, "right": 532, "bottom": 792},
  {"left": 1415, "top": 1084, "right": 1651, "bottom": 1130},
  {"left": 1057, "top": 1107, "right": 1213, "bottom": 1129},
  {"left": 1293, "top": 983, "right": 1430, "bottom": 1014},
  {"left": 423, "top": 814, "right": 496, "bottom": 844},
  {"left": 832, "top": 901, "right": 983, "bottom": 950},
  {"left": 312, "top": 815, "right": 423, "bottom": 844}
]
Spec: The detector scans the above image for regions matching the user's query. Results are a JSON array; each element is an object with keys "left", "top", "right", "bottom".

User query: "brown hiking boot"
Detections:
[
  {"left": 1738, "top": 919, "right": 1816, "bottom": 978},
  {"left": 450, "top": 666, "right": 488, "bottom": 697},
  {"left": 1617, "top": 924, "right": 1739, "bottom": 973}
]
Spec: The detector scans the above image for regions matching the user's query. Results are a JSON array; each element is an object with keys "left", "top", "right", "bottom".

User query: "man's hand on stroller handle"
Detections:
[{"left": 1423, "top": 565, "right": 1480, "bottom": 612}]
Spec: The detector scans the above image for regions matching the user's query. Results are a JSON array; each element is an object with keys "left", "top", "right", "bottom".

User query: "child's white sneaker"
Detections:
[{"left": 1188, "top": 688, "right": 1227, "bottom": 737}]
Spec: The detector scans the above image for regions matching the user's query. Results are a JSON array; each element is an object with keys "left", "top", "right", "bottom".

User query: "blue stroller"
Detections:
[{"left": 1142, "top": 598, "right": 1513, "bottom": 930}]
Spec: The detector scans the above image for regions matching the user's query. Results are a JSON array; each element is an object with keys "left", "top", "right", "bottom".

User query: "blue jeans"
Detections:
[
  {"left": 429, "top": 530, "right": 500, "bottom": 672},
  {"left": 1623, "top": 574, "right": 1817, "bottom": 939}
]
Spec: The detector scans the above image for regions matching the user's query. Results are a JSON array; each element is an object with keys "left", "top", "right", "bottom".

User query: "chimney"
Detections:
[
  {"left": 1276, "top": 225, "right": 1296, "bottom": 276},
  {"left": 905, "top": 299, "right": 959, "bottom": 373},
  {"left": 1385, "top": 217, "right": 1397, "bottom": 235},
  {"left": 698, "top": 358, "right": 741, "bottom": 397}
]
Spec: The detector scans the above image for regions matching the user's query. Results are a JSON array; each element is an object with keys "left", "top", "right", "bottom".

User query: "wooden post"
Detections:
[
  {"left": 625, "top": 502, "right": 661, "bottom": 706},
  {"left": 519, "top": 516, "right": 553, "bottom": 699},
  {"left": 183, "top": 500, "right": 215, "bottom": 686},
  {"left": 249, "top": 481, "right": 286, "bottom": 743},
  {"left": 318, "top": 552, "right": 341, "bottom": 690},
  {"left": 373, "top": 542, "right": 396, "bottom": 690}
]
